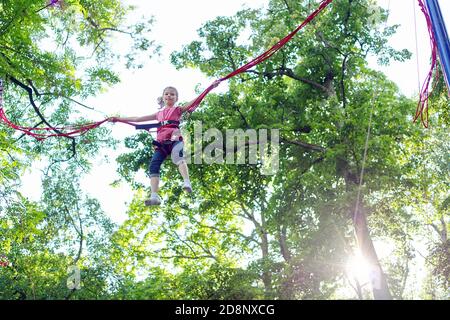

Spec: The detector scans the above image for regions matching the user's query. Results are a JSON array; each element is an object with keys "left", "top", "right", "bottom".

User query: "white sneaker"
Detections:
[
  {"left": 145, "top": 193, "right": 161, "bottom": 206},
  {"left": 183, "top": 181, "right": 192, "bottom": 193}
]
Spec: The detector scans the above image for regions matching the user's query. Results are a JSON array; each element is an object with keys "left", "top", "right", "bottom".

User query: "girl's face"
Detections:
[{"left": 163, "top": 88, "right": 178, "bottom": 107}]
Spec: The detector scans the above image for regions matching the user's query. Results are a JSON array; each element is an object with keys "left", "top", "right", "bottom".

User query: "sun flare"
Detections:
[{"left": 346, "top": 253, "right": 372, "bottom": 286}]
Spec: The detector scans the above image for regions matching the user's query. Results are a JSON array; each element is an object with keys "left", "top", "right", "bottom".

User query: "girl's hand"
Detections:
[{"left": 212, "top": 79, "right": 221, "bottom": 88}]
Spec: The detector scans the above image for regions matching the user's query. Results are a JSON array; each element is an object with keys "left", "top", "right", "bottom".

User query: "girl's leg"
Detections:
[
  {"left": 146, "top": 149, "right": 167, "bottom": 205},
  {"left": 150, "top": 176, "right": 160, "bottom": 194},
  {"left": 178, "top": 161, "right": 192, "bottom": 193},
  {"left": 178, "top": 160, "right": 189, "bottom": 181},
  {"left": 172, "top": 141, "right": 192, "bottom": 193}
]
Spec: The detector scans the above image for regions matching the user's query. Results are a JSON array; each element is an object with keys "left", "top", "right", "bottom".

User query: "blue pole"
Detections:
[{"left": 425, "top": 0, "right": 450, "bottom": 92}]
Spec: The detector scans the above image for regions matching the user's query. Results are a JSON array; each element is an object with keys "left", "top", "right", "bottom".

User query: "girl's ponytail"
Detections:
[{"left": 157, "top": 96, "right": 164, "bottom": 109}]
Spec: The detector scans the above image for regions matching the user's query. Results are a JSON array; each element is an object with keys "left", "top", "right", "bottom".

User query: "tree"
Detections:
[
  {"left": 1, "top": 0, "right": 156, "bottom": 154},
  {"left": 169, "top": 0, "right": 419, "bottom": 299},
  {"left": 0, "top": 0, "right": 157, "bottom": 299}
]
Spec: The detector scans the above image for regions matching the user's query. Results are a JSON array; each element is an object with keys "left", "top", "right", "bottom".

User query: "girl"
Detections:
[{"left": 110, "top": 86, "right": 197, "bottom": 206}]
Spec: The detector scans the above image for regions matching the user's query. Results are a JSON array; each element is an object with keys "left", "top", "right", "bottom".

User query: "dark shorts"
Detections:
[{"left": 149, "top": 140, "right": 185, "bottom": 177}]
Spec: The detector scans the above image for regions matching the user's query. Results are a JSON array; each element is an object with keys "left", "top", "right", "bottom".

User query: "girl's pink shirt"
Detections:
[{"left": 155, "top": 106, "right": 183, "bottom": 142}]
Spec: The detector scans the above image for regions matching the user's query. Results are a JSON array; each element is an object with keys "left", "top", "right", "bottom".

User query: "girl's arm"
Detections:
[
  {"left": 179, "top": 79, "right": 221, "bottom": 113},
  {"left": 179, "top": 98, "right": 197, "bottom": 113},
  {"left": 110, "top": 113, "right": 157, "bottom": 122}
]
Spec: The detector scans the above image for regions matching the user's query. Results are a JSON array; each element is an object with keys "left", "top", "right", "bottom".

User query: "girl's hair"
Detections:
[{"left": 157, "top": 86, "right": 178, "bottom": 108}]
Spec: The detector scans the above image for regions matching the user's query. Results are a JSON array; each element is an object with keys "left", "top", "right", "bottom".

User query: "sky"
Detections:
[{"left": 21, "top": 0, "right": 450, "bottom": 226}]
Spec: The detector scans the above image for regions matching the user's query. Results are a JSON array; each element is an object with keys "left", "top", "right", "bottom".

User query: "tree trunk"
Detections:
[
  {"left": 353, "top": 203, "right": 392, "bottom": 300},
  {"left": 260, "top": 213, "right": 272, "bottom": 299},
  {"left": 242, "top": 204, "right": 273, "bottom": 298}
]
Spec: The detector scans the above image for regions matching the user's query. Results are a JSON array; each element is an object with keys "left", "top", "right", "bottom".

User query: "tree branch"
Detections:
[
  {"left": 244, "top": 68, "right": 334, "bottom": 96},
  {"left": 194, "top": 219, "right": 260, "bottom": 246},
  {"left": 8, "top": 75, "right": 77, "bottom": 159},
  {"left": 280, "top": 136, "right": 326, "bottom": 152}
]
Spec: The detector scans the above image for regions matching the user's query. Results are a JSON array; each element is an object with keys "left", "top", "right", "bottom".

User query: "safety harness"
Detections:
[
  {"left": 134, "top": 120, "right": 180, "bottom": 130},
  {"left": 135, "top": 120, "right": 181, "bottom": 157}
]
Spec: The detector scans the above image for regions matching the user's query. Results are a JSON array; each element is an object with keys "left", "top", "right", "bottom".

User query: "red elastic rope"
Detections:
[
  {"left": 415, "top": 0, "right": 438, "bottom": 128},
  {"left": 0, "top": 79, "right": 110, "bottom": 140},
  {"left": 186, "top": 0, "right": 334, "bottom": 113},
  {"left": 0, "top": 105, "right": 110, "bottom": 140},
  {"left": 0, "top": 0, "right": 334, "bottom": 139}
]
